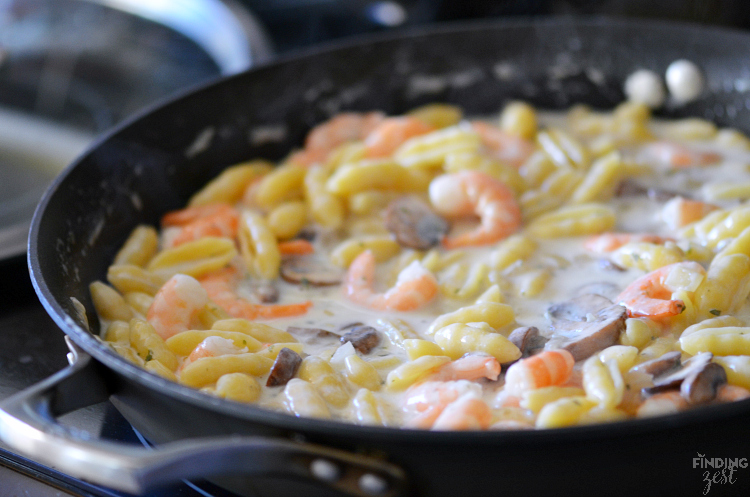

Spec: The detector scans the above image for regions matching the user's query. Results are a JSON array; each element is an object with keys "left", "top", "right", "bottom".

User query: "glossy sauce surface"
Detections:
[{"left": 95, "top": 103, "right": 750, "bottom": 430}]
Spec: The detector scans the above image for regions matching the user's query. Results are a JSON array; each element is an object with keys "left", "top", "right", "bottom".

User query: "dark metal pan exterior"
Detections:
[{"left": 25, "top": 18, "right": 750, "bottom": 496}]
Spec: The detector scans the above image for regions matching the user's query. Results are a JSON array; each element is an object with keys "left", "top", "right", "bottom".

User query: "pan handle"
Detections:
[{"left": 0, "top": 337, "right": 407, "bottom": 497}]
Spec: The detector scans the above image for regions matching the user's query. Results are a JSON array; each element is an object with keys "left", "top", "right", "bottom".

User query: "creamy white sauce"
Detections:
[
  {"left": 102, "top": 109, "right": 750, "bottom": 428},
  {"left": 247, "top": 112, "right": 749, "bottom": 424}
]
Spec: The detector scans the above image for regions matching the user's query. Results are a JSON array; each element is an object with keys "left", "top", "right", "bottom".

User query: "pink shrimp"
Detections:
[
  {"left": 503, "top": 349, "right": 575, "bottom": 396},
  {"left": 584, "top": 232, "right": 675, "bottom": 253},
  {"left": 429, "top": 170, "right": 521, "bottom": 249},
  {"left": 167, "top": 204, "right": 240, "bottom": 247},
  {"left": 662, "top": 197, "right": 719, "bottom": 230},
  {"left": 363, "top": 116, "right": 435, "bottom": 158},
  {"left": 636, "top": 391, "right": 688, "bottom": 418},
  {"left": 277, "top": 239, "right": 315, "bottom": 256},
  {"left": 199, "top": 267, "right": 312, "bottom": 320},
  {"left": 489, "top": 419, "right": 534, "bottom": 430},
  {"left": 644, "top": 141, "right": 721, "bottom": 168},
  {"left": 562, "top": 368, "right": 584, "bottom": 389},
  {"left": 147, "top": 274, "right": 209, "bottom": 339},
  {"left": 426, "top": 354, "right": 501, "bottom": 382},
  {"left": 289, "top": 112, "right": 385, "bottom": 167},
  {"left": 431, "top": 394, "right": 493, "bottom": 430},
  {"left": 636, "top": 383, "right": 748, "bottom": 416},
  {"left": 714, "top": 384, "right": 750, "bottom": 403},
  {"left": 240, "top": 176, "right": 266, "bottom": 209},
  {"left": 493, "top": 390, "right": 522, "bottom": 408},
  {"left": 345, "top": 250, "right": 438, "bottom": 311},
  {"left": 403, "top": 380, "right": 483, "bottom": 429},
  {"left": 181, "top": 336, "right": 247, "bottom": 371},
  {"left": 162, "top": 203, "right": 232, "bottom": 227},
  {"left": 471, "top": 121, "right": 535, "bottom": 168},
  {"left": 616, "top": 261, "right": 706, "bottom": 319}
]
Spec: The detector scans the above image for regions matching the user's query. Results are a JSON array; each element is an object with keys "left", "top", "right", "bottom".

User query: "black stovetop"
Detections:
[{"left": 0, "top": 256, "right": 240, "bottom": 497}]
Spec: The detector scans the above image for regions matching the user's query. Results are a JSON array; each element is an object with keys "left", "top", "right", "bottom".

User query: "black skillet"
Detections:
[{"left": 2, "top": 18, "right": 750, "bottom": 497}]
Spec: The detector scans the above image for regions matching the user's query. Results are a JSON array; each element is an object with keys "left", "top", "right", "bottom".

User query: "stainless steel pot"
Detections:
[{"left": 0, "top": 0, "right": 272, "bottom": 261}]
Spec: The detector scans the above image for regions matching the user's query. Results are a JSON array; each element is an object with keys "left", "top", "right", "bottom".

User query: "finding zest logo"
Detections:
[{"left": 693, "top": 453, "right": 748, "bottom": 495}]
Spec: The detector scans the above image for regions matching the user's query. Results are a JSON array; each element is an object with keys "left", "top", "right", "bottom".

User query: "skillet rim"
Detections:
[{"left": 27, "top": 15, "right": 750, "bottom": 444}]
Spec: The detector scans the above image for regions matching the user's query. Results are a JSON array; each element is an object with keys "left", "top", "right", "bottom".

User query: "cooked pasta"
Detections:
[{"left": 90, "top": 99, "right": 750, "bottom": 431}]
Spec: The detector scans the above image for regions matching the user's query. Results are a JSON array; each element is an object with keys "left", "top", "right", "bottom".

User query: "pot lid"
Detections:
[{"left": 0, "top": 0, "right": 273, "bottom": 261}]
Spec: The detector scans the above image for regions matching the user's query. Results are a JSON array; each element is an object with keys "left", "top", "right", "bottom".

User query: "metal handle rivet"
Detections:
[
  {"left": 310, "top": 458, "right": 340, "bottom": 482},
  {"left": 359, "top": 473, "right": 389, "bottom": 495}
]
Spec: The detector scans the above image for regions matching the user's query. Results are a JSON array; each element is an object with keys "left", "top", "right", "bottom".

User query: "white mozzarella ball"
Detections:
[
  {"left": 624, "top": 69, "right": 666, "bottom": 108},
  {"left": 666, "top": 59, "right": 704, "bottom": 103}
]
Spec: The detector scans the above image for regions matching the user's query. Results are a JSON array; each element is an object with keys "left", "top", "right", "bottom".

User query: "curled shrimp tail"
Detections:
[
  {"left": 504, "top": 349, "right": 575, "bottom": 395},
  {"left": 345, "top": 250, "right": 376, "bottom": 298},
  {"left": 430, "top": 171, "right": 522, "bottom": 249},
  {"left": 345, "top": 250, "right": 438, "bottom": 311},
  {"left": 364, "top": 116, "right": 435, "bottom": 158},
  {"left": 403, "top": 380, "right": 481, "bottom": 429},
  {"left": 471, "top": 121, "right": 535, "bottom": 168},
  {"left": 428, "top": 354, "right": 501, "bottom": 382},
  {"left": 645, "top": 141, "right": 722, "bottom": 168},
  {"left": 443, "top": 200, "right": 521, "bottom": 249},
  {"left": 622, "top": 291, "right": 685, "bottom": 319},
  {"left": 290, "top": 112, "right": 386, "bottom": 167},
  {"left": 147, "top": 274, "right": 209, "bottom": 339},
  {"left": 162, "top": 203, "right": 233, "bottom": 227},
  {"left": 371, "top": 262, "right": 438, "bottom": 311},
  {"left": 200, "top": 267, "right": 312, "bottom": 320},
  {"left": 240, "top": 301, "right": 313, "bottom": 320},
  {"left": 431, "top": 395, "right": 492, "bottom": 430},
  {"left": 616, "top": 261, "right": 705, "bottom": 319},
  {"left": 406, "top": 404, "right": 446, "bottom": 429},
  {"left": 584, "top": 232, "right": 674, "bottom": 253},
  {"left": 170, "top": 206, "right": 240, "bottom": 247},
  {"left": 180, "top": 336, "right": 247, "bottom": 372}
]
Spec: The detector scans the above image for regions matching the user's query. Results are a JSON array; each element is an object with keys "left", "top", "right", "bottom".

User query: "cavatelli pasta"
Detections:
[{"left": 89, "top": 101, "right": 750, "bottom": 432}]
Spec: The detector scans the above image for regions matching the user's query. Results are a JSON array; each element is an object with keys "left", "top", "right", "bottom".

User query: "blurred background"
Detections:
[{"left": 2, "top": 0, "right": 750, "bottom": 261}]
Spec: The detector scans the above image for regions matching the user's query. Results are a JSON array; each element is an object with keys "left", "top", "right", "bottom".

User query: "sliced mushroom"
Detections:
[
  {"left": 341, "top": 325, "right": 380, "bottom": 354},
  {"left": 266, "top": 347, "right": 302, "bottom": 387},
  {"left": 547, "top": 294, "right": 614, "bottom": 325},
  {"left": 339, "top": 322, "right": 364, "bottom": 331},
  {"left": 643, "top": 352, "right": 713, "bottom": 395},
  {"left": 508, "top": 326, "right": 537, "bottom": 352},
  {"left": 545, "top": 295, "right": 626, "bottom": 361},
  {"left": 616, "top": 179, "right": 681, "bottom": 202},
  {"left": 597, "top": 259, "right": 626, "bottom": 272},
  {"left": 508, "top": 326, "right": 548, "bottom": 356},
  {"left": 280, "top": 257, "right": 343, "bottom": 286},
  {"left": 385, "top": 196, "right": 450, "bottom": 250},
  {"left": 642, "top": 352, "right": 727, "bottom": 405},
  {"left": 251, "top": 282, "right": 279, "bottom": 303},
  {"left": 559, "top": 305, "right": 627, "bottom": 361},
  {"left": 631, "top": 350, "right": 682, "bottom": 377},
  {"left": 647, "top": 187, "right": 683, "bottom": 203},
  {"left": 287, "top": 326, "right": 340, "bottom": 340},
  {"left": 681, "top": 362, "right": 727, "bottom": 405},
  {"left": 297, "top": 227, "right": 317, "bottom": 241},
  {"left": 616, "top": 179, "right": 648, "bottom": 197},
  {"left": 502, "top": 326, "right": 548, "bottom": 369}
]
